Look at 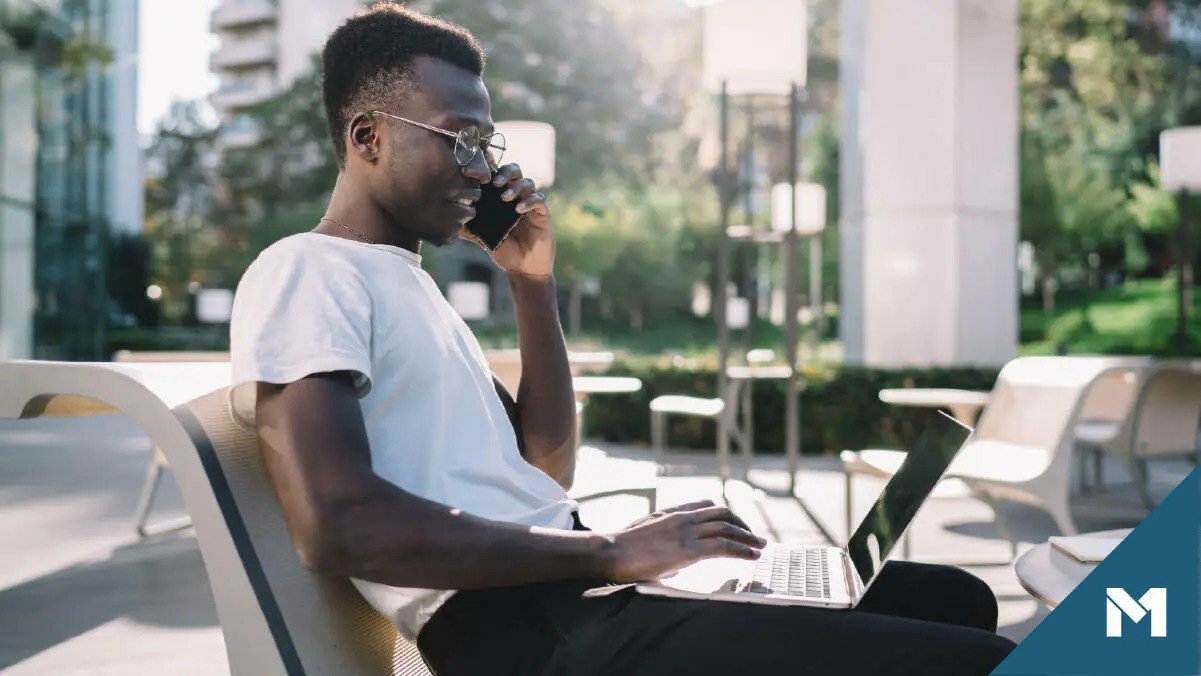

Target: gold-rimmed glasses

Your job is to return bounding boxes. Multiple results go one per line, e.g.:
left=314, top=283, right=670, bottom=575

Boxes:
left=369, top=110, right=506, bottom=170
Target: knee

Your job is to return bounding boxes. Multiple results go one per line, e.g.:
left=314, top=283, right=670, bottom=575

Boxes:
left=940, top=566, right=999, bottom=633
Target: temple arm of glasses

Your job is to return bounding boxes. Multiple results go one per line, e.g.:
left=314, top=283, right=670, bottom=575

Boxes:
left=369, top=110, right=459, bottom=141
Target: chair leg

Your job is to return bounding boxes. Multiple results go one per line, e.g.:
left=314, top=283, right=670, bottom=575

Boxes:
left=741, top=383, right=754, bottom=467
left=1075, top=447, right=1086, bottom=493
left=1092, top=449, right=1103, bottom=493
left=1044, top=495, right=1078, bottom=537
left=717, top=404, right=732, bottom=484
left=1132, top=458, right=1156, bottom=512
left=134, top=449, right=166, bottom=538
left=651, top=410, right=665, bottom=473
left=970, top=485, right=1020, bottom=562
left=844, top=469, right=853, bottom=540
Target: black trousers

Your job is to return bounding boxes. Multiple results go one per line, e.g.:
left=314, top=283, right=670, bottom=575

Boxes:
left=418, top=518, right=1016, bottom=675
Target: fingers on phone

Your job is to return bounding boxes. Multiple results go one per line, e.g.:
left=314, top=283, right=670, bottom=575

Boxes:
left=493, top=163, right=523, bottom=187
left=503, top=178, right=536, bottom=202
left=516, top=191, right=545, bottom=214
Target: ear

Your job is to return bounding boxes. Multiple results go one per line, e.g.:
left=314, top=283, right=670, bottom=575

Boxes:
left=347, top=112, right=381, bottom=164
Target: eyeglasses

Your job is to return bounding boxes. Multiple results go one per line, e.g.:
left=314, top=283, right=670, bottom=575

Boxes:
left=369, top=110, right=506, bottom=170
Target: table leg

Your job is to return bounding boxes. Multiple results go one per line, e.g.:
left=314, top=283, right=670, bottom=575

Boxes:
left=718, top=382, right=735, bottom=483
left=741, top=380, right=754, bottom=475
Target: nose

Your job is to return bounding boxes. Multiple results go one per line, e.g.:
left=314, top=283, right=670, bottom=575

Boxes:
left=460, top=150, right=492, bottom=183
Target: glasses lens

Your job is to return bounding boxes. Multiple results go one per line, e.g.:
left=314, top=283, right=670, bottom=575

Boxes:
left=485, top=132, right=505, bottom=169
left=455, top=126, right=481, bottom=166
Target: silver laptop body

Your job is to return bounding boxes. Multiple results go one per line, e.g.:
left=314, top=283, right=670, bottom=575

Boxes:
left=635, top=412, right=973, bottom=609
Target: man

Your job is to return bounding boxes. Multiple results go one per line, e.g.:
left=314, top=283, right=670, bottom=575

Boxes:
left=230, top=3, right=1015, bottom=674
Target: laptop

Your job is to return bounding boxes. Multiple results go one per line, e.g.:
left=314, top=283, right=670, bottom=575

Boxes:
left=632, top=411, right=972, bottom=609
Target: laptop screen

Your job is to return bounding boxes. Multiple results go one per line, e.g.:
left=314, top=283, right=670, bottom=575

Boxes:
left=845, top=413, right=972, bottom=590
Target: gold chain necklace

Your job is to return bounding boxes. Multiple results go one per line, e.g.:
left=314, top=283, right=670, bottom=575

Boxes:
left=320, top=216, right=374, bottom=245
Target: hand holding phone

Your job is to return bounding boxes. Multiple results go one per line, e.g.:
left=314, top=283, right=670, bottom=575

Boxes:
left=464, top=175, right=523, bottom=251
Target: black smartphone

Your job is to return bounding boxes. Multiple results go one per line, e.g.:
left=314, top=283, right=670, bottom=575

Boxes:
left=465, top=177, right=523, bottom=251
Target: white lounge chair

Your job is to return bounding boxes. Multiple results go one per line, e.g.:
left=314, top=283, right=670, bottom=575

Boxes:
left=1072, top=366, right=1143, bottom=493
left=2, top=361, right=393, bottom=674
left=1, top=360, right=654, bottom=674
left=841, top=356, right=1150, bottom=560
left=1122, top=366, right=1201, bottom=509
left=111, top=351, right=232, bottom=537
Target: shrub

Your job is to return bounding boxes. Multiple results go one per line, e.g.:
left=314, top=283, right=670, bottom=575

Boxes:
left=583, top=363, right=1000, bottom=456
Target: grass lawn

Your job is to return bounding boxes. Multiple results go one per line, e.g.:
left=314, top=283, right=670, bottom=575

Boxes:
left=1020, top=277, right=1201, bottom=356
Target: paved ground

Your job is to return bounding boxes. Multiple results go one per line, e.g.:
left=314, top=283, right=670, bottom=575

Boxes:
left=1, top=413, right=1188, bottom=674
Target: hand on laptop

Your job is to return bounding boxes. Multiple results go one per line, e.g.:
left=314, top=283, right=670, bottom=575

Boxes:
left=600, top=500, right=766, bottom=583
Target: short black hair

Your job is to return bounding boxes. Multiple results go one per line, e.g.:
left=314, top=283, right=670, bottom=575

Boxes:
left=321, top=2, right=486, bottom=168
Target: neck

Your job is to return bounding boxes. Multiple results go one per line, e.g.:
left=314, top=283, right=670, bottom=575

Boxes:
left=319, top=173, right=421, bottom=253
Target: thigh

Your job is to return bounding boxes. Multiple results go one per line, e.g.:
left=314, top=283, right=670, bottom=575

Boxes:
left=548, top=591, right=1015, bottom=676
left=856, top=561, right=1000, bottom=632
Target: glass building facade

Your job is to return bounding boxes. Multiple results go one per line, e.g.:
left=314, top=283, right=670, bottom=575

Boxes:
left=1, top=0, right=138, bottom=360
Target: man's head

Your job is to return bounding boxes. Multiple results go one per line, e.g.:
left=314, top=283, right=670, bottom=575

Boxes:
left=322, top=3, right=492, bottom=246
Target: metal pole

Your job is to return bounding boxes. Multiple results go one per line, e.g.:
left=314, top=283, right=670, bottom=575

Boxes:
left=1178, top=190, right=1193, bottom=352
left=809, top=234, right=823, bottom=361
left=716, top=81, right=733, bottom=483
left=742, top=100, right=757, bottom=360
left=784, top=83, right=800, bottom=493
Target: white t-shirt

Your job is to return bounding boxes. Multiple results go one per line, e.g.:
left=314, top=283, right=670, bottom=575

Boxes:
left=229, top=231, right=578, bottom=640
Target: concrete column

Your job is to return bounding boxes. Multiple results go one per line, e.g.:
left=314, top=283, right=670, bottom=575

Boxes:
left=108, top=0, right=143, bottom=235
left=0, top=59, right=37, bottom=360
left=840, top=0, right=1018, bottom=367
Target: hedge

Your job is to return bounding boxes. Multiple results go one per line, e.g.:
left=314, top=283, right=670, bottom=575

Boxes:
left=583, top=364, right=1000, bottom=456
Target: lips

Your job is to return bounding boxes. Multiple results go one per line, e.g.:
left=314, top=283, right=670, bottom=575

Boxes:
left=450, top=201, right=476, bottom=221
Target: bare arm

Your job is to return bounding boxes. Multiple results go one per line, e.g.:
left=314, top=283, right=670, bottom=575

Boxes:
left=508, top=273, right=577, bottom=489
left=255, top=372, right=765, bottom=588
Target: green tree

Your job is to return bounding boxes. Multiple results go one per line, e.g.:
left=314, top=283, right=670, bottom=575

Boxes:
left=411, top=0, right=680, bottom=193
left=1017, top=0, right=1201, bottom=315
left=143, top=102, right=224, bottom=319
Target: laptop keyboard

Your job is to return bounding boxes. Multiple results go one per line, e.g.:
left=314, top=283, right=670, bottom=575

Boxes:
left=745, top=546, right=832, bottom=599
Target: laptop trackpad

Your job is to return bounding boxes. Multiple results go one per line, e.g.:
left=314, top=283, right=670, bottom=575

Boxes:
left=656, top=557, right=750, bottom=594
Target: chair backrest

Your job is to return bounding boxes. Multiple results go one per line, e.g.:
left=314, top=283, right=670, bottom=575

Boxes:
left=176, top=387, right=431, bottom=675
left=968, top=357, right=1155, bottom=495
left=974, top=357, right=1127, bottom=449
left=1131, top=367, right=1201, bottom=459
left=1078, top=368, right=1140, bottom=423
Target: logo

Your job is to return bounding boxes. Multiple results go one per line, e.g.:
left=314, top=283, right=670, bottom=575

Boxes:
left=1105, top=587, right=1167, bottom=638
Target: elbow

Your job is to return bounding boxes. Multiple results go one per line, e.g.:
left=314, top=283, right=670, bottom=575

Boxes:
left=548, top=445, right=577, bottom=492
left=292, top=506, right=355, bottom=576
left=556, top=460, right=576, bottom=492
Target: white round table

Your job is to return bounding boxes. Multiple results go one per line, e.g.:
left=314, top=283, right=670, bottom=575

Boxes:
left=1015, top=528, right=1132, bottom=608
left=877, top=388, right=992, bottom=426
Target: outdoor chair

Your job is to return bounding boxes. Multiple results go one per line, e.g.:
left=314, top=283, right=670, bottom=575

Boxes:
left=648, top=350, right=777, bottom=474
left=111, top=350, right=232, bottom=537
left=1, top=359, right=655, bottom=674
left=0, top=361, right=396, bottom=674
left=840, top=356, right=1148, bottom=560
left=1093, top=366, right=1201, bottom=509
left=1071, top=366, right=1143, bottom=494
left=649, top=395, right=726, bottom=470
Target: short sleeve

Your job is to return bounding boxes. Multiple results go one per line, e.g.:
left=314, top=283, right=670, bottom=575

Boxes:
left=230, top=242, right=374, bottom=400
